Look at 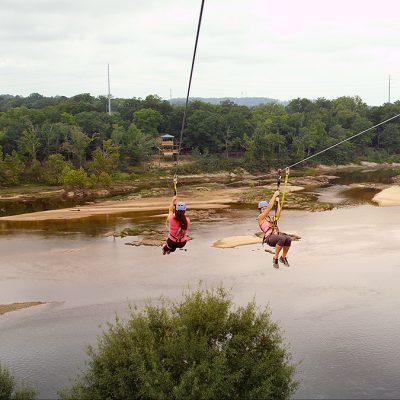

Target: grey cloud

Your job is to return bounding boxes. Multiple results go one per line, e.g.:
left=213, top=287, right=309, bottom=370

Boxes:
left=1, top=0, right=160, bottom=16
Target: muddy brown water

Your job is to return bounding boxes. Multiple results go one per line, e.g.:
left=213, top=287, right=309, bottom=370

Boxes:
left=1, top=204, right=400, bottom=399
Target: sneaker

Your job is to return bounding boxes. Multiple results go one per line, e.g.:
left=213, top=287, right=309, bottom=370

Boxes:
left=279, top=256, right=290, bottom=267
left=162, top=244, right=170, bottom=255
left=272, top=258, right=279, bottom=269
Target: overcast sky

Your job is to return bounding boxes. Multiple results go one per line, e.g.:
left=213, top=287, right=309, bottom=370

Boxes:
left=1, top=0, right=399, bottom=105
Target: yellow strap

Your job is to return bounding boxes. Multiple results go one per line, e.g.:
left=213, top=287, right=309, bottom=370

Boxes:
left=274, top=168, right=289, bottom=222
left=173, top=177, right=178, bottom=198
left=166, top=176, right=178, bottom=227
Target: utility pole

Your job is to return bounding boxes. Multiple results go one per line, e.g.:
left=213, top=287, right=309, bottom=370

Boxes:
left=388, top=74, right=391, bottom=103
left=107, top=64, right=112, bottom=115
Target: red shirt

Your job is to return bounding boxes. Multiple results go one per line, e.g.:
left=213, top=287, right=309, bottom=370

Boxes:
left=167, top=212, right=190, bottom=242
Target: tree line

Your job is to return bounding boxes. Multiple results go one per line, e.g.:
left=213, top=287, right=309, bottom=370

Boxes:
left=1, top=93, right=400, bottom=187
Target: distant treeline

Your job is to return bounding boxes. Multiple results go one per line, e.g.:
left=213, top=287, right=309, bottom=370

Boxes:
left=0, top=93, right=399, bottom=187
left=170, top=97, right=283, bottom=107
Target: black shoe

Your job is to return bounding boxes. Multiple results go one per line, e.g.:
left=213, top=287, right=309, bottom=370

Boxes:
left=279, top=256, right=290, bottom=267
left=272, top=258, right=279, bottom=269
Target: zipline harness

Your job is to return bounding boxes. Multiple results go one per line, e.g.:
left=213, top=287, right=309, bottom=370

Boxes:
left=262, top=167, right=289, bottom=245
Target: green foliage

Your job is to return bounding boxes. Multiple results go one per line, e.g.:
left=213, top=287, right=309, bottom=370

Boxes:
left=42, top=154, right=71, bottom=185
left=185, top=107, right=223, bottom=152
left=60, top=286, right=297, bottom=400
left=88, top=140, right=120, bottom=175
left=133, top=108, right=163, bottom=137
left=17, top=128, right=40, bottom=161
left=110, top=124, right=125, bottom=146
left=97, top=171, right=112, bottom=187
left=61, top=127, right=91, bottom=167
left=122, top=123, right=154, bottom=166
left=1, top=93, right=400, bottom=180
left=24, top=159, right=42, bottom=183
left=0, top=364, right=36, bottom=400
left=0, top=149, right=24, bottom=186
left=61, top=166, right=91, bottom=189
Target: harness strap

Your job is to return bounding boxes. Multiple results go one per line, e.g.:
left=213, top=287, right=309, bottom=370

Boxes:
left=264, top=168, right=289, bottom=244
left=171, top=226, right=184, bottom=242
left=275, top=168, right=289, bottom=222
left=166, top=175, right=179, bottom=228
left=173, top=175, right=178, bottom=197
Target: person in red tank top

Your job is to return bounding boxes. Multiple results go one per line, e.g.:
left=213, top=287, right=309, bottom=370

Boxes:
left=162, top=195, right=190, bottom=255
left=257, top=190, right=292, bottom=268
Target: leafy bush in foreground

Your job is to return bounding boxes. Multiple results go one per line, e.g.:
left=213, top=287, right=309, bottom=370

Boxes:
left=60, top=286, right=298, bottom=400
left=0, top=364, right=36, bottom=400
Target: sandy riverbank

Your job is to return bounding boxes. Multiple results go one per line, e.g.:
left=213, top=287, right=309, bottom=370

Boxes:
left=0, top=187, right=244, bottom=222
left=0, top=185, right=308, bottom=222
left=0, top=302, right=44, bottom=315
left=372, top=185, right=400, bottom=206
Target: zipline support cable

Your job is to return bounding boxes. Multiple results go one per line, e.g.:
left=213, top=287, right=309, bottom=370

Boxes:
left=166, top=0, right=204, bottom=227
left=175, top=0, right=205, bottom=175
left=285, top=113, right=400, bottom=170
left=276, top=113, right=400, bottom=222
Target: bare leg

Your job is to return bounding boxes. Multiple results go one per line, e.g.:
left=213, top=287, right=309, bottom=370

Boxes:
left=274, top=244, right=282, bottom=259
left=282, top=246, right=290, bottom=258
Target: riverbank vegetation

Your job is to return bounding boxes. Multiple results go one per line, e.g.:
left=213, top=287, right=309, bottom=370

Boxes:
left=1, top=93, right=399, bottom=191
left=59, top=286, right=297, bottom=400
left=0, top=364, right=36, bottom=400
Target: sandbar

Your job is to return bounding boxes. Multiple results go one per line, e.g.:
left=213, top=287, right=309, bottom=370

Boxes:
left=0, top=188, right=244, bottom=222
left=0, top=302, right=45, bottom=315
left=372, top=185, right=400, bottom=206
left=213, top=235, right=262, bottom=248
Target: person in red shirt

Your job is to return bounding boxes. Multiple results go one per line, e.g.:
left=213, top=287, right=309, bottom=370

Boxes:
left=162, top=195, right=190, bottom=255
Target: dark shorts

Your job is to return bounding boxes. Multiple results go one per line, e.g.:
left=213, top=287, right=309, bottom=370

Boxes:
left=266, top=233, right=292, bottom=247
left=166, top=238, right=187, bottom=252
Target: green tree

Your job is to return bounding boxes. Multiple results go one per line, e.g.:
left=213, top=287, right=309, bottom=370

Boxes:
left=37, top=122, right=74, bottom=158
left=42, top=154, right=71, bottom=185
left=115, top=97, right=142, bottom=121
left=185, top=109, right=223, bottom=153
left=110, top=124, right=125, bottom=146
left=380, top=123, right=400, bottom=153
left=88, top=139, right=119, bottom=175
left=60, top=286, right=297, bottom=400
left=62, top=127, right=91, bottom=167
left=60, top=166, right=91, bottom=189
left=122, top=123, right=154, bottom=166
left=74, top=111, right=111, bottom=139
left=219, top=100, right=253, bottom=155
left=97, top=171, right=112, bottom=187
left=252, top=103, right=289, bottom=135
left=17, top=127, right=40, bottom=161
left=0, top=150, right=24, bottom=185
left=0, top=363, right=36, bottom=400
left=133, top=108, right=163, bottom=137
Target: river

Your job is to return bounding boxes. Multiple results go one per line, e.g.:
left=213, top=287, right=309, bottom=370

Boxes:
left=1, top=176, right=400, bottom=399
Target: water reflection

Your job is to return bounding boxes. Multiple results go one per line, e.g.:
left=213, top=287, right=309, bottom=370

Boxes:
left=0, top=210, right=162, bottom=237
left=1, top=206, right=400, bottom=399
left=0, top=196, right=94, bottom=217
left=335, top=167, right=399, bottom=184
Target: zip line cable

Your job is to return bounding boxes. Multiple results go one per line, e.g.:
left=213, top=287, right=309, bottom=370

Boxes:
left=273, top=113, right=400, bottom=221
left=175, top=0, right=205, bottom=177
left=285, top=113, right=400, bottom=170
